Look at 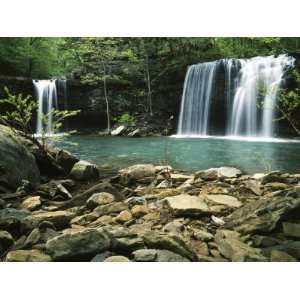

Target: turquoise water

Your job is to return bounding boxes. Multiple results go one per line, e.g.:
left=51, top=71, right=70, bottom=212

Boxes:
left=57, top=135, right=300, bottom=174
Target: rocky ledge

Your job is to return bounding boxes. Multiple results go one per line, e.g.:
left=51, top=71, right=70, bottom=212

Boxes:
left=1, top=155, right=300, bottom=262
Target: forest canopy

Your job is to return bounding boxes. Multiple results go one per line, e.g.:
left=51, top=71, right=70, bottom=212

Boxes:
left=0, top=37, right=299, bottom=78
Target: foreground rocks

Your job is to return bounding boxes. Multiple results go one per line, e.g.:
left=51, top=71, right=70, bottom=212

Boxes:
left=1, top=151, right=300, bottom=262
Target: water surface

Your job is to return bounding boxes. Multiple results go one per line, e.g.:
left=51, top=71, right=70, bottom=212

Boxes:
left=58, top=135, right=300, bottom=174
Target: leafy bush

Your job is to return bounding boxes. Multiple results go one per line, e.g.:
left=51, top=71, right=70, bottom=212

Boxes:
left=114, top=113, right=136, bottom=126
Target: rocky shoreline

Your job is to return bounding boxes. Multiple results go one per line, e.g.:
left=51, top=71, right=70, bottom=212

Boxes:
left=0, top=126, right=300, bottom=262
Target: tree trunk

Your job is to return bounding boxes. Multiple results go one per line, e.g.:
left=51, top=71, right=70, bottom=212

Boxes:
left=145, top=54, right=153, bottom=116
left=103, top=63, right=111, bottom=133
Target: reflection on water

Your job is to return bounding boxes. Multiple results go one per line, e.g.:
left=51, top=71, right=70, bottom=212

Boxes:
left=57, top=136, right=300, bottom=174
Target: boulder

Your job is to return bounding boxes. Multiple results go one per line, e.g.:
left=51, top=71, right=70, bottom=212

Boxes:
left=6, top=249, right=51, bottom=262
left=192, top=229, right=214, bottom=242
left=31, top=211, right=75, bottom=229
left=282, top=222, right=300, bottom=239
left=164, top=194, right=209, bottom=217
left=45, top=228, right=110, bottom=261
left=111, top=125, right=126, bottom=136
left=87, top=192, right=115, bottom=208
left=70, top=160, right=99, bottom=181
left=0, top=230, right=14, bottom=255
left=132, top=249, right=157, bottom=262
left=112, top=236, right=144, bottom=253
left=54, top=148, right=79, bottom=173
left=119, top=164, right=155, bottom=184
left=205, top=194, right=242, bottom=208
left=103, top=255, right=130, bottom=262
left=143, top=231, right=196, bottom=261
left=225, top=196, right=300, bottom=234
left=0, top=125, right=40, bottom=190
left=262, top=241, right=300, bottom=260
left=20, top=196, right=41, bottom=211
left=195, top=167, right=241, bottom=181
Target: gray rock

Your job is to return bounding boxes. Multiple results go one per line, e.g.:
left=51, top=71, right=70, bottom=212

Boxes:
left=262, top=241, right=300, bottom=260
left=261, top=171, right=286, bottom=184
left=46, top=228, right=110, bottom=261
left=125, top=196, right=146, bottom=207
left=155, top=250, right=190, bottom=262
left=164, top=194, right=209, bottom=217
left=0, top=125, right=40, bottom=190
left=54, top=148, right=79, bottom=173
left=6, top=249, right=51, bottom=262
left=70, top=160, right=99, bottom=181
left=0, top=230, right=14, bottom=255
left=91, top=251, right=114, bottom=262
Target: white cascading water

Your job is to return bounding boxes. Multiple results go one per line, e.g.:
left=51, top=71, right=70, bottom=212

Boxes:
left=177, top=54, right=295, bottom=139
left=177, top=61, right=218, bottom=135
left=33, top=80, right=58, bottom=135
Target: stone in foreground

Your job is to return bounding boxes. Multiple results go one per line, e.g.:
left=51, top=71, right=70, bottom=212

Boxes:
left=205, top=194, right=242, bottom=208
left=46, top=228, right=110, bottom=261
left=103, top=255, right=130, bottom=262
left=6, top=249, right=51, bottom=262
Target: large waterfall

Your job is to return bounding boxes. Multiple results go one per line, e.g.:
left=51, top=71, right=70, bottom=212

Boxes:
left=177, top=54, right=295, bottom=139
left=33, top=80, right=58, bottom=135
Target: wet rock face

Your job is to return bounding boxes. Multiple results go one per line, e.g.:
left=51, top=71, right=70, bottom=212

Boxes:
left=225, top=196, right=300, bottom=234
left=0, top=125, right=40, bottom=190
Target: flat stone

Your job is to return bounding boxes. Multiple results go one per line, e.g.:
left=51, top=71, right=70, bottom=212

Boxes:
left=112, top=236, right=144, bottom=253
left=171, top=173, right=193, bottom=183
left=265, top=182, right=289, bottom=191
left=164, top=194, right=209, bottom=217
left=193, top=229, right=214, bottom=242
left=6, top=249, right=51, bottom=262
left=205, top=194, right=242, bottom=208
left=93, top=202, right=128, bottom=217
left=282, top=222, right=300, bottom=238
left=20, top=196, right=41, bottom=211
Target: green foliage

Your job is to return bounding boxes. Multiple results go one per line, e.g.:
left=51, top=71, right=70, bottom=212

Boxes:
left=113, top=113, right=136, bottom=126
left=0, top=86, right=37, bottom=132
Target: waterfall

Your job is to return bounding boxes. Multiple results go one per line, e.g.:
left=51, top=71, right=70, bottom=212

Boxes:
left=177, top=54, right=295, bottom=138
left=177, top=61, right=219, bottom=135
left=33, top=79, right=58, bottom=135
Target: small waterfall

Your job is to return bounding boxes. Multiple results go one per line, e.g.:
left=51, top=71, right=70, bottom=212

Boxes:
left=177, top=54, right=295, bottom=138
left=33, top=79, right=58, bottom=135
left=177, top=61, right=219, bottom=135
